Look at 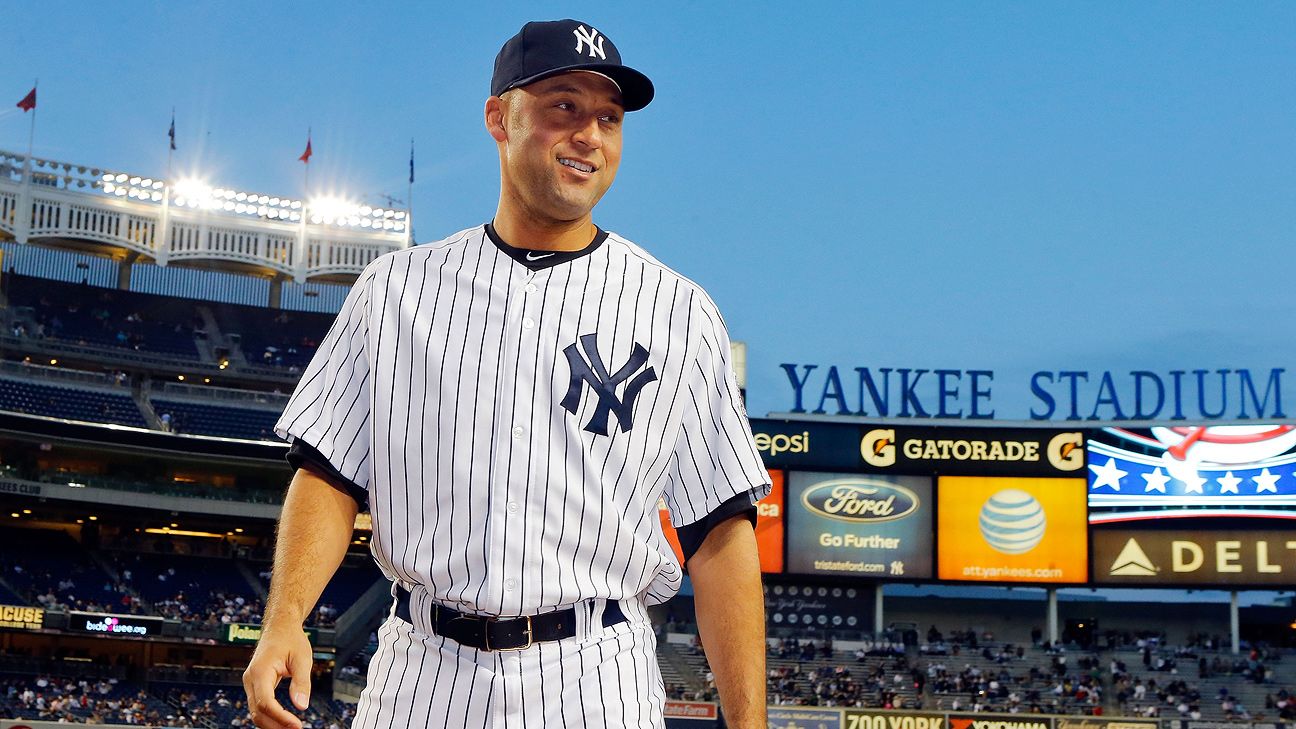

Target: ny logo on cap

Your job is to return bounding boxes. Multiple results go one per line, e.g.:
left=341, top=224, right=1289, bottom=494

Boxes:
left=573, top=25, right=607, bottom=60
left=561, top=334, right=657, bottom=435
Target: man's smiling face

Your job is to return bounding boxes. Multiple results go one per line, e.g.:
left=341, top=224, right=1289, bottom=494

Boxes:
left=495, top=71, right=624, bottom=225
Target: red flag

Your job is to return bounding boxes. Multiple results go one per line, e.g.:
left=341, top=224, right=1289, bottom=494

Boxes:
left=16, top=88, right=36, bottom=112
left=298, top=136, right=312, bottom=163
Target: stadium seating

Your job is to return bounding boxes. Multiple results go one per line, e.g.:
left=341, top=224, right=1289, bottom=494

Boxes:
left=0, top=374, right=147, bottom=427
left=112, top=550, right=264, bottom=627
left=151, top=397, right=283, bottom=440
left=208, top=301, right=332, bottom=370
left=0, top=674, right=175, bottom=725
left=0, top=527, right=134, bottom=613
left=6, top=274, right=204, bottom=359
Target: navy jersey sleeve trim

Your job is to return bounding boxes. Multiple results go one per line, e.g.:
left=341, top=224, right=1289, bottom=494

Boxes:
left=287, top=438, right=369, bottom=510
left=677, top=491, right=758, bottom=565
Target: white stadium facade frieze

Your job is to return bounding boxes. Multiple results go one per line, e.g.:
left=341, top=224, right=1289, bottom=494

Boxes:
left=0, top=148, right=410, bottom=282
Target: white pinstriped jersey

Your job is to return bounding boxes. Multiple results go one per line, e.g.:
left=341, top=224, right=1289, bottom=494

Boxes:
left=275, top=225, right=770, bottom=617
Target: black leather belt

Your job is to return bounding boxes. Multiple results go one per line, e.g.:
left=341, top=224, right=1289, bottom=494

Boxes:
left=394, top=585, right=626, bottom=651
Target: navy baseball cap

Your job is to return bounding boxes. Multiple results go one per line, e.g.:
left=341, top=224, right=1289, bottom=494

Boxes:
left=492, top=19, right=655, bottom=112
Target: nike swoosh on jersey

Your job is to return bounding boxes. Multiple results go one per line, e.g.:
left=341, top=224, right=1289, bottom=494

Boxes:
left=525, top=251, right=556, bottom=261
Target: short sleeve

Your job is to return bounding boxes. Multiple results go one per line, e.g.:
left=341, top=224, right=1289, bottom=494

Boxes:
left=274, top=265, right=376, bottom=494
left=663, top=295, right=771, bottom=527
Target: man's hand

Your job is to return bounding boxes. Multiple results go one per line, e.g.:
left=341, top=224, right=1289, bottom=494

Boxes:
left=243, top=623, right=313, bottom=729
left=241, top=466, right=357, bottom=727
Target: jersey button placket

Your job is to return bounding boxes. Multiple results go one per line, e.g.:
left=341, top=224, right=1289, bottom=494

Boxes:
left=503, top=269, right=543, bottom=611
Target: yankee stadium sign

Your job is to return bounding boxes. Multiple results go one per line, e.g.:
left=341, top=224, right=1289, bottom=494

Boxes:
left=780, top=365, right=1288, bottom=422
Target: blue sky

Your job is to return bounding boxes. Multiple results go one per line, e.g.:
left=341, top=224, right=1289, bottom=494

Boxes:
left=3, top=2, right=1294, bottom=419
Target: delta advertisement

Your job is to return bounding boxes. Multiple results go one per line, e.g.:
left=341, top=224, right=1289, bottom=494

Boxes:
left=657, top=469, right=785, bottom=573
left=66, top=611, right=163, bottom=637
left=1088, top=425, right=1296, bottom=523
left=0, top=604, right=43, bottom=631
left=1092, top=527, right=1296, bottom=586
left=768, top=706, right=844, bottom=729
left=786, top=472, right=934, bottom=579
left=937, top=477, right=1088, bottom=584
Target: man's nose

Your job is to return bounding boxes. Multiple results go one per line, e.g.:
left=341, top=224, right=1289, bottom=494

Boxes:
left=571, top=115, right=603, bottom=149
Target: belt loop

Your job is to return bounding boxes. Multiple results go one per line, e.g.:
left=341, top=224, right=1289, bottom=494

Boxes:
left=586, top=598, right=608, bottom=640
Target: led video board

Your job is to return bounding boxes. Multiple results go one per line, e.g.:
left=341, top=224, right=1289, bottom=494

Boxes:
left=1092, top=526, right=1296, bottom=586
left=937, top=476, right=1088, bottom=583
left=785, top=472, right=933, bottom=579
left=1088, top=425, right=1296, bottom=523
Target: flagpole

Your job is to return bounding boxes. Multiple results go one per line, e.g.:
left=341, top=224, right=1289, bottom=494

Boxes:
left=159, top=107, right=175, bottom=266
left=295, top=127, right=311, bottom=283
left=19, top=79, right=37, bottom=245
left=406, top=138, right=414, bottom=246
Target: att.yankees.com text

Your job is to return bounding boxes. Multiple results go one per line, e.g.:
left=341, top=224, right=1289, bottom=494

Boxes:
left=962, top=565, right=1063, bottom=579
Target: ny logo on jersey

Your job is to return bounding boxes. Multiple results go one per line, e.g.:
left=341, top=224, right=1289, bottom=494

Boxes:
left=572, top=25, right=607, bottom=60
left=561, top=333, right=657, bottom=435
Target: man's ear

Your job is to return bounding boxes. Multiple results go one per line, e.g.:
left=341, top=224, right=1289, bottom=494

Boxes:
left=485, top=96, right=507, bottom=143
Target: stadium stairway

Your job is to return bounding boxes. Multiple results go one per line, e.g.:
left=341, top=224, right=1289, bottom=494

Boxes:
left=235, top=560, right=269, bottom=601
left=332, top=579, right=398, bottom=678
left=656, top=639, right=708, bottom=695
left=132, top=378, right=164, bottom=430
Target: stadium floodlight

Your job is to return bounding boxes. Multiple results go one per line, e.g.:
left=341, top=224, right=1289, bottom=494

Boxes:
left=115, top=173, right=127, bottom=183
left=103, top=183, right=116, bottom=194
left=173, top=177, right=212, bottom=203
left=310, top=196, right=361, bottom=222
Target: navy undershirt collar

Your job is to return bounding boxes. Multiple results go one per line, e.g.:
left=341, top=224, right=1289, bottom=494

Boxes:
left=485, top=222, right=609, bottom=271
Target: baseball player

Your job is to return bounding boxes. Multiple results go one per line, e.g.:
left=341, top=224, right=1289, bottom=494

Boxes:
left=243, top=18, right=770, bottom=729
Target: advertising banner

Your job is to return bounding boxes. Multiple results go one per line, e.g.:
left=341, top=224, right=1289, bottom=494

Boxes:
left=663, top=701, right=717, bottom=721
left=937, top=477, right=1088, bottom=583
left=845, top=710, right=947, bottom=729
left=768, top=706, right=844, bottom=729
left=859, top=427, right=1086, bottom=476
left=1092, top=527, right=1296, bottom=586
left=1055, top=719, right=1159, bottom=729
left=946, top=716, right=1054, bottom=729
left=786, top=471, right=934, bottom=579
left=0, top=604, right=44, bottom=631
left=751, top=418, right=863, bottom=470
left=66, top=611, right=163, bottom=637
left=1087, top=425, right=1296, bottom=523
left=225, top=622, right=319, bottom=645
left=657, top=469, right=784, bottom=573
